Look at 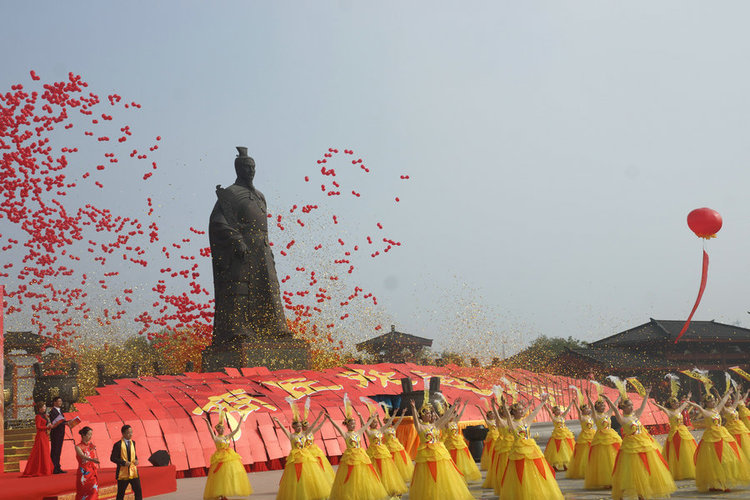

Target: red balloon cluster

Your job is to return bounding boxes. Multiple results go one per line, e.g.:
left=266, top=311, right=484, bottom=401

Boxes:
left=1, top=72, right=410, bottom=354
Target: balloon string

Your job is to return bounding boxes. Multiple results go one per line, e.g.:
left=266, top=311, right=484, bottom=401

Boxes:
left=675, top=249, right=709, bottom=343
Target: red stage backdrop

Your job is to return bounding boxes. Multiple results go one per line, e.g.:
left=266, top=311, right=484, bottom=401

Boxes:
left=53, top=363, right=666, bottom=476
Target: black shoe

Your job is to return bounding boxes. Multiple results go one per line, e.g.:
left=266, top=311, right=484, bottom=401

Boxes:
left=53, top=469, right=66, bottom=474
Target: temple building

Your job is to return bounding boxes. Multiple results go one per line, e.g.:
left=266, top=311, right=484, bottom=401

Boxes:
left=356, top=325, right=433, bottom=363
left=546, top=319, right=750, bottom=381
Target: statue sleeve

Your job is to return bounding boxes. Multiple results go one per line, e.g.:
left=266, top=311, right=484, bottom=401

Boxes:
left=209, top=202, right=242, bottom=247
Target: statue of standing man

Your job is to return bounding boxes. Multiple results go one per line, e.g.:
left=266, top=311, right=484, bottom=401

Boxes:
left=208, top=147, right=291, bottom=342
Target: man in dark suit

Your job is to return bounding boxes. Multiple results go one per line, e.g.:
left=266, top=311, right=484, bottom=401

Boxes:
left=110, top=424, right=143, bottom=500
left=48, top=396, right=66, bottom=474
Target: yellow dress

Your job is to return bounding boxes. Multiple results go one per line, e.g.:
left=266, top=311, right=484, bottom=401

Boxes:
left=584, top=414, right=622, bottom=489
left=738, top=402, right=750, bottom=429
left=203, top=436, right=252, bottom=500
left=365, top=428, right=408, bottom=496
left=610, top=416, right=675, bottom=500
left=304, top=432, right=335, bottom=484
left=567, top=415, right=595, bottom=479
left=330, top=432, right=389, bottom=500
left=663, top=412, right=697, bottom=480
left=409, top=423, right=474, bottom=500
left=486, top=426, right=514, bottom=495
left=384, top=425, right=414, bottom=483
left=723, top=408, right=750, bottom=463
left=694, top=410, right=750, bottom=492
left=543, top=415, right=575, bottom=471
left=277, top=433, right=332, bottom=500
left=443, top=421, right=481, bottom=482
left=498, top=419, right=564, bottom=500
left=480, top=423, right=499, bottom=470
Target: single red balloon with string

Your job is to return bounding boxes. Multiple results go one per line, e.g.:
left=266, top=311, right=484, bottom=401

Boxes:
left=675, top=207, right=722, bottom=343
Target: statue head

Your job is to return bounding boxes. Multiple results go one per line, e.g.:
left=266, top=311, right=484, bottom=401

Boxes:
left=235, top=146, right=255, bottom=185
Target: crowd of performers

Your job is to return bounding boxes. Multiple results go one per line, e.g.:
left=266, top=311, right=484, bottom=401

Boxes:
left=19, top=374, right=750, bottom=500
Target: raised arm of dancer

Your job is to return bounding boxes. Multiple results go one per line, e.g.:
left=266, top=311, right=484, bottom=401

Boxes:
left=324, top=413, right=347, bottom=439
left=393, top=409, right=406, bottom=429
left=359, top=414, right=378, bottom=436
left=634, top=387, right=652, bottom=418
left=586, top=391, right=597, bottom=417
left=356, top=408, right=365, bottom=428
left=409, top=400, right=423, bottom=434
left=308, top=412, right=325, bottom=433
left=456, top=400, right=468, bottom=421
left=271, top=416, right=293, bottom=440
left=524, top=395, right=550, bottom=425
left=202, top=414, right=217, bottom=439
left=717, top=389, right=734, bottom=413
left=437, top=400, right=462, bottom=428
left=601, top=394, right=623, bottom=426
left=562, top=399, right=575, bottom=418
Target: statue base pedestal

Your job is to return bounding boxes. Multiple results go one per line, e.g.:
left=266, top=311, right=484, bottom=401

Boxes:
left=202, top=337, right=310, bottom=372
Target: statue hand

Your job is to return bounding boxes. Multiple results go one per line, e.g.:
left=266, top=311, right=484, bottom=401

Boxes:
left=233, top=239, right=249, bottom=258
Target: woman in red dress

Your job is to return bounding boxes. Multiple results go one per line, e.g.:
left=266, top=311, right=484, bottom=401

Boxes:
left=75, top=426, right=100, bottom=500
left=22, top=401, right=54, bottom=476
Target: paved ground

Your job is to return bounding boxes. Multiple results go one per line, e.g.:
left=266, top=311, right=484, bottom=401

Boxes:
left=150, top=426, right=750, bottom=499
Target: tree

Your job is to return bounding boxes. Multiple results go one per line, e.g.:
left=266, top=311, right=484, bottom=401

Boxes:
left=503, top=335, right=588, bottom=370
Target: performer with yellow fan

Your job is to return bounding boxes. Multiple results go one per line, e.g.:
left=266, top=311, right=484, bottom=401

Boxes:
left=325, top=394, right=389, bottom=500
left=542, top=396, right=575, bottom=471
left=583, top=382, right=622, bottom=490
left=300, top=397, right=336, bottom=483
left=359, top=398, right=408, bottom=497
left=687, top=387, right=750, bottom=492
left=407, top=383, right=474, bottom=500
left=274, top=398, right=332, bottom=500
left=566, top=385, right=595, bottom=479
left=380, top=406, right=414, bottom=483
left=601, top=382, right=676, bottom=500
left=441, top=399, right=482, bottom=483
left=497, top=393, right=564, bottom=500
left=201, top=410, right=253, bottom=500
left=729, top=367, right=750, bottom=427
left=652, top=374, right=697, bottom=480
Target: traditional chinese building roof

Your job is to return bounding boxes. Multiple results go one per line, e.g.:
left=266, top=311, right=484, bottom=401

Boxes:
left=60, top=363, right=664, bottom=476
left=3, top=330, right=43, bottom=354
left=355, top=325, right=433, bottom=354
left=591, top=319, right=750, bottom=347
left=554, top=347, right=675, bottom=371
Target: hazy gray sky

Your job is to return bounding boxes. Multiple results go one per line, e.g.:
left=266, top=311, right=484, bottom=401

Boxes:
left=3, top=1, right=750, bottom=357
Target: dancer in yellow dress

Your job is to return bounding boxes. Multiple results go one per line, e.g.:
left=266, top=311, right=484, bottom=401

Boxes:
left=687, top=390, right=750, bottom=492
left=408, top=395, right=474, bottom=500
left=497, top=393, right=564, bottom=500
left=601, top=387, right=675, bottom=500
left=476, top=404, right=499, bottom=471
left=737, top=389, right=750, bottom=429
left=543, top=399, right=575, bottom=471
left=273, top=409, right=332, bottom=500
left=442, top=400, right=481, bottom=483
left=566, top=387, right=595, bottom=479
left=722, top=389, right=750, bottom=464
left=202, top=412, right=252, bottom=500
left=326, top=395, right=389, bottom=500
left=653, top=392, right=697, bottom=480
left=584, top=390, right=622, bottom=490
left=300, top=400, right=335, bottom=484
left=361, top=406, right=408, bottom=497
left=479, top=397, right=512, bottom=494
left=381, top=408, right=414, bottom=483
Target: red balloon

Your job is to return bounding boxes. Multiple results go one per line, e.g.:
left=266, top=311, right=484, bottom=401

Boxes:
left=687, top=207, right=722, bottom=239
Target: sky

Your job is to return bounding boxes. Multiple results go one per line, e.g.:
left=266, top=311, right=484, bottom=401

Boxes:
left=3, top=1, right=750, bottom=357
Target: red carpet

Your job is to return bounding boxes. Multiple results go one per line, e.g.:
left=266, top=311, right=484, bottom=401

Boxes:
left=0, top=465, right=176, bottom=500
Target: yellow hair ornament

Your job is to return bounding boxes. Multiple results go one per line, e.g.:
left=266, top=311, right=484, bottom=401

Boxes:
left=569, top=385, right=584, bottom=408
left=303, top=396, right=311, bottom=421
left=607, top=375, right=628, bottom=400
left=665, top=373, right=680, bottom=399
left=285, top=396, right=301, bottom=423
left=343, top=393, right=353, bottom=420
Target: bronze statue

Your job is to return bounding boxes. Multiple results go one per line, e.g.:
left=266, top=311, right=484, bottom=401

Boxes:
left=208, top=147, right=291, bottom=342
